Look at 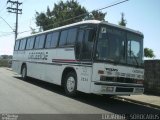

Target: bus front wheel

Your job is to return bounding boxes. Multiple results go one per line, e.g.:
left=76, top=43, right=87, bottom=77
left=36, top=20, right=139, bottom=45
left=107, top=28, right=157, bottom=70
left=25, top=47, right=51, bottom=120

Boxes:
left=64, top=71, right=77, bottom=97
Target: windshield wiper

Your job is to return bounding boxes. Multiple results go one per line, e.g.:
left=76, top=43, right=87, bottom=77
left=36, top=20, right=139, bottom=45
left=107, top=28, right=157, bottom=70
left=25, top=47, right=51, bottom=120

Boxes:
left=106, top=59, right=114, bottom=62
left=130, top=50, right=139, bottom=67
left=106, top=58, right=119, bottom=65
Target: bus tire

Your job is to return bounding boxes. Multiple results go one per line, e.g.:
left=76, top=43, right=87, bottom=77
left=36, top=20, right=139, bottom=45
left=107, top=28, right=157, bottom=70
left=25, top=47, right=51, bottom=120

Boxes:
left=21, top=65, right=27, bottom=80
left=64, top=71, right=77, bottom=97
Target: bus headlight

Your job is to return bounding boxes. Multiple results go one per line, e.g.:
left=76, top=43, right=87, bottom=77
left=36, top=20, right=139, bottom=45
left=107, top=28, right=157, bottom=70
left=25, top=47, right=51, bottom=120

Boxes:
left=101, top=86, right=114, bottom=92
left=106, top=87, right=114, bottom=92
left=135, top=88, right=144, bottom=93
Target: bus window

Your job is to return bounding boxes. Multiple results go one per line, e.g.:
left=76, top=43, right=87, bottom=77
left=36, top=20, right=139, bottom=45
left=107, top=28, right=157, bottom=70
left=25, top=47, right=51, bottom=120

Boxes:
left=39, top=34, right=46, bottom=48
left=14, top=40, right=20, bottom=50
left=127, top=33, right=142, bottom=65
left=81, top=29, right=94, bottom=60
left=75, top=29, right=84, bottom=59
left=34, top=34, right=45, bottom=49
left=26, top=37, right=35, bottom=50
left=59, top=30, right=68, bottom=46
left=67, top=28, right=77, bottom=45
left=45, top=33, right=52, bottom=48
left=19, top=39, right=27, bottom=50
left=45, top=32, right=59, bottom=48
left=50, top=32, right=59, bottom=47
left=97, top=27, right=126, bottom=63
left=34, top=36, right=40, bottom=49
left=29, top=37, right=35, bottom=49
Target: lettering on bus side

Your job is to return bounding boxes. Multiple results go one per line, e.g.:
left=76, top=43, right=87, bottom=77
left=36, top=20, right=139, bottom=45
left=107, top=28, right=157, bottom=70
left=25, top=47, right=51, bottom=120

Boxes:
left=81, top=77, right=88, bottom=82
left=105, top=68, right=118, bottom=72
left=132, top=69, right=143, bottom=74
left=80, top=67, right=89, bottom=82
left=28, top=52, right=48, bottom=60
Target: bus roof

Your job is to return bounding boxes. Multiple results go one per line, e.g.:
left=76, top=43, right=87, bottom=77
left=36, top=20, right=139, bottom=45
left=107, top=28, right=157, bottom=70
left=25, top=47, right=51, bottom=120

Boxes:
left=17, top=20, right=143, bottom=40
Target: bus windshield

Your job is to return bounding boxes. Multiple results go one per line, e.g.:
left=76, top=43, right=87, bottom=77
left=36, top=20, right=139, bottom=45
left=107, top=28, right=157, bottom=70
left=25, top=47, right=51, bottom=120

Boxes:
left=96, top=25, right=143, bottom=66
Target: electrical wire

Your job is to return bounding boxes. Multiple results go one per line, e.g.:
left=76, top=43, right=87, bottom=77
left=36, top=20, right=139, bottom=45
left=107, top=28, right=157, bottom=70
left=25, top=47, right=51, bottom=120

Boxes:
left=0, top=0, right=129, bottom=38
left=18, top=0, right=129, bottom=34
left=0, top=32, right=14, bottom=37
left=0, top=16, right=14, bottom=31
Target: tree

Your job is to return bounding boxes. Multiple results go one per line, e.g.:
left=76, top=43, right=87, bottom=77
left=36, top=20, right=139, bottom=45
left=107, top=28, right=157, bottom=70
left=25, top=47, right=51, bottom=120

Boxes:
left=92, top=10, right=106, bottom=21
left=36, top=0, right=87, bottom=30
left=118, top=12, right=127, bottom=26
left=0, top=55, right=12, bottom=59
left=35, top=0, right=106, bottom=31
left=144, top=48, right=155, bottom=58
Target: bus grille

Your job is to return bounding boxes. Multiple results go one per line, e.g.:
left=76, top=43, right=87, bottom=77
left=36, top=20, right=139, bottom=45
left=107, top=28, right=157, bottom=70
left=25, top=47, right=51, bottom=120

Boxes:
left=116, top=87, right=134, bottom=92
left=100, top=76, right=137, bottom=83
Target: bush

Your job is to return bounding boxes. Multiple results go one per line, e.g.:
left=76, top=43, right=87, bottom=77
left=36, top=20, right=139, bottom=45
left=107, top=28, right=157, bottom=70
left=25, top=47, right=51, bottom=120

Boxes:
left=0, top=59, right=10, bottom=67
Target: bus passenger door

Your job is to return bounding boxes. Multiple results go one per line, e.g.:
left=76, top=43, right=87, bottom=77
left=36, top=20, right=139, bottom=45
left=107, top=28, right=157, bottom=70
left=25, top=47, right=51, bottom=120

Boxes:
left=75, top=27, right=95, bottom=93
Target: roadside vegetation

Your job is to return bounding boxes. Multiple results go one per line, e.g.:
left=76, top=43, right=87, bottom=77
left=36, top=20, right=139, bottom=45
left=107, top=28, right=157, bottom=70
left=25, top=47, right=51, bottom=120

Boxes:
left=0, top=55, right=12, bottom=67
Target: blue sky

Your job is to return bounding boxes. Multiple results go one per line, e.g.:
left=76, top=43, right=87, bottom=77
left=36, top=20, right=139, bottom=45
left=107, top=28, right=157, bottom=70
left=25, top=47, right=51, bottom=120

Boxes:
left=0, top=0, right=160, bottom=59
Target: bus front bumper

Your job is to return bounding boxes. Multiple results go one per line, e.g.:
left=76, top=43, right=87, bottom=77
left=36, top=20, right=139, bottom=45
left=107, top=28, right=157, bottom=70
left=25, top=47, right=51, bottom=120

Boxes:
left=90, top=82, right=144, bottom=95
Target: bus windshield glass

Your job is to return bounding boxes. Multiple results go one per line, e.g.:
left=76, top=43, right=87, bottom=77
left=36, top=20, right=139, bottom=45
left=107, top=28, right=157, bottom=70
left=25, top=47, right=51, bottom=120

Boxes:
left=96, top=25, right=143, bottom=66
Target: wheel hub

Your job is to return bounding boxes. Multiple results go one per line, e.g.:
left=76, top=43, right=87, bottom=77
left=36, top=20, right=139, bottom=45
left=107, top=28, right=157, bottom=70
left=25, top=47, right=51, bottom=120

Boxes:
left=66, top=76, right=75, bottom=92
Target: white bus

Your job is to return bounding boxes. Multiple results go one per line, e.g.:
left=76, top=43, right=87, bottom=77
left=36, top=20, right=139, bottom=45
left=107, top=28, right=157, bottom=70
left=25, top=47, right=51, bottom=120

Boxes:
left=12, top=20, right=144, bottom=96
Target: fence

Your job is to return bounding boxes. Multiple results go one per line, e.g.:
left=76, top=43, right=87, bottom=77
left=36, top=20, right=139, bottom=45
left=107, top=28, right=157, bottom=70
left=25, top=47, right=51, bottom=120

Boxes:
left=144, top=60, right=160, bottom=94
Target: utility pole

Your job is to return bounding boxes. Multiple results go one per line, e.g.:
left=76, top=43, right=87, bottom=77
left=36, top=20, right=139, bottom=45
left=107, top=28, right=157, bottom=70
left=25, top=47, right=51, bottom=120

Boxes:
left=7, top=0, right=22, bottom=40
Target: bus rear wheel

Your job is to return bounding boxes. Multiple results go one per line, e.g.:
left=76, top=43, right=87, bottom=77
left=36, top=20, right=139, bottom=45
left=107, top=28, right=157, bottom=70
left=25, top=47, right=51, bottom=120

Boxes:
left=64, top=72, right=77, bottom=97
left=21, top=65, right=27, bottom=80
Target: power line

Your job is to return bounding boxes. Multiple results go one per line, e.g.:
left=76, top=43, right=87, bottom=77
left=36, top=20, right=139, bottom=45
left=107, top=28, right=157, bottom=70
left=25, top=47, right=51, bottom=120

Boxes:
left=0, top=0, right=129, bottom=38
left=0, top=16, right=14, bottom=31
left=0, top=31, right=13, bottom=33
left=22, top=0, right=129, bottom=33
left=97, top=0, right=129, bottom=11
left=3, top=0, right=129, bottom=37
left=0, top=32, right=14, bottom=37
left=46, top=0, right=129, bottom=28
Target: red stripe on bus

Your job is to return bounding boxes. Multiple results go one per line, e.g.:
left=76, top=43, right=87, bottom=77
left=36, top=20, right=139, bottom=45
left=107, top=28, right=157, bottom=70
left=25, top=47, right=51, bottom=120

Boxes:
left=52, top=59, right=78, bottom=63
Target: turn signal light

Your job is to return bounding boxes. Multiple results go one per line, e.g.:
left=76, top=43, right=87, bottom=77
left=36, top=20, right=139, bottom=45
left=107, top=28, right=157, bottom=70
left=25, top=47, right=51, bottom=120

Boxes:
left=136, top=80, right=144, bottom=84
left=98, top=70, right=104, bottom=74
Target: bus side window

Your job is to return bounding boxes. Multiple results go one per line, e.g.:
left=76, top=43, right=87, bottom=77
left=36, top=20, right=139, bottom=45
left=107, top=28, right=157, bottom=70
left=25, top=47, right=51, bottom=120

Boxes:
left=59, top=30, right=68, bottom=46
left=14, top=40, right=20, bottom=51
left=26, top=37, right=35, bottom=50
left=26, top=38, right=31, bottom=50
left=19, top=39, right=27, bottom=50
left=45, top=33, right=52, bottom=48
left=50, top=32, right=59, bottom=47
left=38, top=34, right=46, bottom=49
left=76, top=29, right=84, bottom=59
left=67, top=28, right=77, bottom=45
left=34, top=34, right=45, bottom=49
left=29, top=37, right=35, bottom=49
left=34, top=36, right=40, bottom=49
left=45, top=32, right=59, bottom=48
